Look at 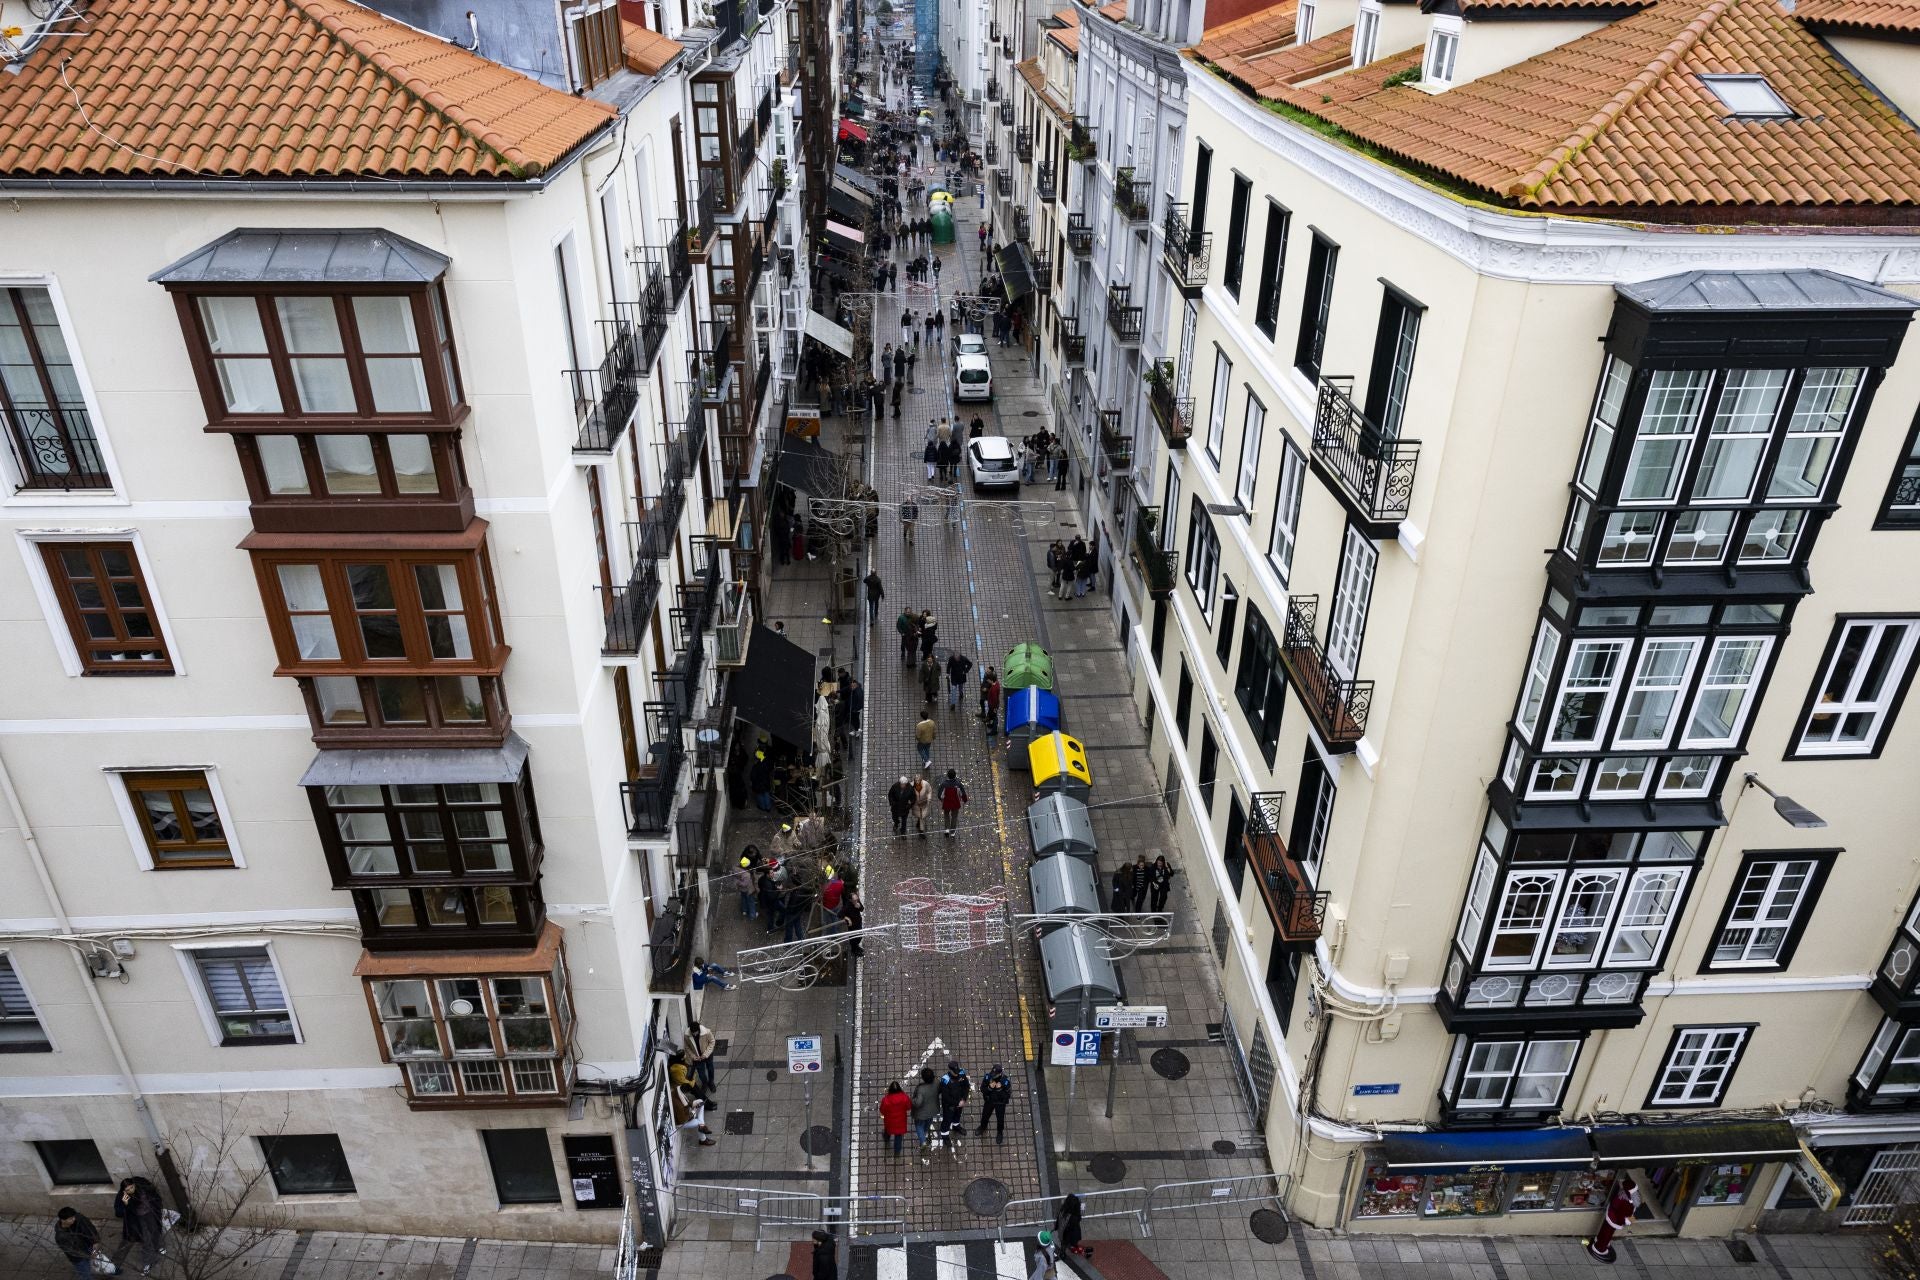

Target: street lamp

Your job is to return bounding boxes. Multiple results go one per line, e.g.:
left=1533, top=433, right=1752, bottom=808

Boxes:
left=1743, top=773, right=1827, bottom=829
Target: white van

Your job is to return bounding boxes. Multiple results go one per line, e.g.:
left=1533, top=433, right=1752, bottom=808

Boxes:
left=955, top=353, right=993, bottom=401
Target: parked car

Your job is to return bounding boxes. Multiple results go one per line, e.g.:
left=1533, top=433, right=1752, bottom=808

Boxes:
left=955, top=332, right=987, bottom=361
left=967, top=436, right=1019, bottom=490
left=955, top=352, right=993, bottom=401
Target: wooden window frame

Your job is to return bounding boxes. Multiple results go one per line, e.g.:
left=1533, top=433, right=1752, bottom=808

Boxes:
left=173, top=285, right=465, bottom=427
left=299, top=674, right=511, bottom=748
left=234, top=431, right=463, bottom=505
left=122, top=770, right=235, bottom=869
left=37, top=540, right=174, bottom=675
left=0, top=284, right=112, bottom=491
left=1645, top=1024, right=1756, bottom=1108
left=250, top=543, right=507, bottom=675
left=310, top=768, right=544, bottom=888
left=1442, top=1032, right=1584, bottom=1118
left=353, top=883, right=546, bottom=951
left=1701, top=850, right=1836, bottom=973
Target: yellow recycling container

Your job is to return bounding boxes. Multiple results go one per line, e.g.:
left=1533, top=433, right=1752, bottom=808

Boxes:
left=1028, top=731, right=1092, bottom=801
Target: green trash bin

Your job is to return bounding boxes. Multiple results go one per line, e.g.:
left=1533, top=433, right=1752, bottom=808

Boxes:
left=1003, top=641, right=1054, bottom=692
left=931, top=206, right=955, bottom=246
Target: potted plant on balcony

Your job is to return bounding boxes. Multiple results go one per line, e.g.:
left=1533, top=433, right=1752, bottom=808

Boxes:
left=1130, top=507, right=1175, bottom=599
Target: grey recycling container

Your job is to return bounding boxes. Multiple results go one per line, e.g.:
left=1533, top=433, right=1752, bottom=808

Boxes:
left=1040, top=923, right=1120, bottom=1028
left=1027, top=794, right=1096, bottom=860
left=1028, top=853, right=1099, bottom=922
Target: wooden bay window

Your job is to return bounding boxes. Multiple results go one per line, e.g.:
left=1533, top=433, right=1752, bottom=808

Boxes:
left=230, top=430, right=474, bottom=533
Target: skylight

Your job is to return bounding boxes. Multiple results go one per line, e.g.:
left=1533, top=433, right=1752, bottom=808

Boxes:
left=1701, top=75, right=1795, bottom=120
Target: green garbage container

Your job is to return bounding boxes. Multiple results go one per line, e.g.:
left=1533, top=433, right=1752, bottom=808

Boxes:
left=931, top=206, right=955, bottom=246
left=1003, top=641, right=1054, bottom=692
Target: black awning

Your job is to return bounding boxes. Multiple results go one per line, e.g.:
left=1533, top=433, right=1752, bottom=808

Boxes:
left=775, top=435, right=840, bottom=494
left=728, top=625, right=816, bottom=747
left=1591, top=1121, right=1799, bottom=1167
left=827, top=184, right=870, bottom=223
left=998, top=242, right=1037, bottom=301
left=834, top=164, right=881, bottom=197
left=1379, top=1128, right=1594, bottom=1173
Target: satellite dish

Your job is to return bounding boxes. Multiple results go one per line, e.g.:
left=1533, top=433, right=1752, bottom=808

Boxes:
left=448, top=998, right=476, bottom=1016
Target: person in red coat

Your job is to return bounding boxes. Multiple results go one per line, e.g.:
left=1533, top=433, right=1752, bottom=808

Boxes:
left=878, top=1082, right=912, bottom=1157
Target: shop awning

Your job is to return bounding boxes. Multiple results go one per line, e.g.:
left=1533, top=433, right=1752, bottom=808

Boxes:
left=819, top=254, right=858, bottom=285
left=827, top=184, right=871, bottom=223
left=775, top=434, right=839, bottom=495
left=299, top=734, right=530, bottom=788
left=728, top=625, right=816, bottom=747
left=1379, top=1128, right=1594, bottom=1174
left=834, top=164, right=880, bottom=197
left=1590, top=1121, right=1800, bottom=1166
left=998, top=242, right=1037, bottom=301
left=838, top=118, right=869, bottom=142
left=824, top=219, right=866, bottom=248
left=804, top=310, right=857, bottom=358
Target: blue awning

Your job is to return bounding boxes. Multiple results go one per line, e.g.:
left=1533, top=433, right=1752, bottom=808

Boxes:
left=1380, top=1128, right=1594, bottom=1173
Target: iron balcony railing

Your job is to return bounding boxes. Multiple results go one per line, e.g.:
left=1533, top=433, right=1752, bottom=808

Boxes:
left=3, top=406, right=112, bottom=490
left=1161, top=203, right=1212, bottom=296
left=621, top=270, right=672, bottom=373
left=1279, top=595, right=1373, bottom=748
left=1061, top=315, right=1086, bottom=365
left=1114, top=168, right=1150, bottom=221
left=987, top=78, right=1000, bottom=101
left=569, top=318, right=641, bottom=454
left=986, top=140, right=999, bottom=165
left=692, top=167, right=723, bottom=252
left=688, top=320, right=734, bottom=402
left=598, top=558, right=663, bottom=655
left=757, top=85, right=774, bottom=135
left=658, top=224, right=694, bottom=308
left=1106, top=284, right=1143, bottom=346
left=1032, top=254, right=1053, bottom=286
left=623, top=702, right=687, bottom=835
left=1067, top=214, right=1092, bottom=257
left=1067, top=115, right=1095, bottom=161
left=715, top=579, right=754, bottom=666
left=1146, top=359, right=1192, bottom=449
left=1012, top=209, right=1031, bottom=244
left=995, top=168, right=1012, bottom=197
left=1036, top=160, right=1056, bottom=202
left=1002, top=35, right=1013, bottom=59
left=1247, top=791, right=1327, bottom=949
left=1098, top=409, right=1131, bottom=469
left=1311, top=375, right=1421, bottom=530
left=1015, top=126, right=1032, bottom=162
left=1130, top=504, right=1175, bottom=599
left=999, top=102, right=1014, bottom=126
left=990, top=19, right=1001, bottom=39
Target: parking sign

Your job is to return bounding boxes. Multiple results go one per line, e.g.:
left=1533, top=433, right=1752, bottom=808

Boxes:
left=787, top=1035, right=823, bottom=1073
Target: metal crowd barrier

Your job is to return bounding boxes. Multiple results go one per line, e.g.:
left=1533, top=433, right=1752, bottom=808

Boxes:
left=757, top=1192, right=908, bottom=1249
left=1140, top=1173, right=1289, bottom=1237
left=993, top=1187, right=1148, bottom=1242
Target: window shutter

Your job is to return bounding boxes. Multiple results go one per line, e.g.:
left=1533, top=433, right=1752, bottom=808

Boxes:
left=0, top=958, right=30, bottom=1015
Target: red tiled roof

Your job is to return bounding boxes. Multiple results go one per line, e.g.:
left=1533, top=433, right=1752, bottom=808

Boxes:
left=1197, top=0, right=1920, bottom=212
left=1049, top=6, right=1083, bottom=52
left=1099, top=0, right=1128, bottom=17
left=1793, top=0, right=1920, bottom=32
left=1202, top=3, right=1298, bottom=57
left=1204, top=0, right=1291, bottom=31
left=0, top=0, right=615, bottom=179
left=622, top=20, right=686, bottom=74
left=1461, top=0, right=1653, bottom=10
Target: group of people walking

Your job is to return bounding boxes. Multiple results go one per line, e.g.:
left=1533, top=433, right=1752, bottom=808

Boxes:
left=1113, top=854, right=1177, bottom=913
left=52, top=1178, right=169, bottom=1278
left=1047, top=536, right=1100, bottom=600
left=876, top=1059, right=1014, bottom=1161
left=1021, top=428, right=1068, bottom=487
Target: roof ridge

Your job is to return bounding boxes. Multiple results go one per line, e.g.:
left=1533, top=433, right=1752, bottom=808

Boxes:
left=1507, top=0, right=1731, bottom=199
left=281, top=0, right=543, bottom=176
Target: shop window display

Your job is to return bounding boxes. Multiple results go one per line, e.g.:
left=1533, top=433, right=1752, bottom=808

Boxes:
left=1426, top=1170, right=1508, bottom=1218
left=1693, top=1162, right=1754, bottom=1206
left=1354, top=1166, right=1423, bottom=1217
left=1356, top=1163, right=1617, bottom=1219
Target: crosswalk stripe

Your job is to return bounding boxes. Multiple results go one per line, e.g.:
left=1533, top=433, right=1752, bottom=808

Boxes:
left=934, top=1242, right=967, bottom=1280
left=875, top=1241, right=911, bottom=1280
left=993, top=1241, right=1025, bottom=1279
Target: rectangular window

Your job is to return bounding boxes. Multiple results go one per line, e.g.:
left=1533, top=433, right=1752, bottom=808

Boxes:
left=1233, top=604, right=1288, bottom=764
left=1515, top=623, right=1563, bottom=741
left=304, top=674, right=503, bottom=743
left=1365, top=287, right=1423, bottom=438
left=482, top=1129, right=563, bottom=1205
left=1, top=956, right=51, bottom=1052
left=1881, top=416, right=1920, bottom=525
left=371, top=965, right=570, bottom=1103
left=1294, top=233, right=1338, bottom=382
left=1543, top=639, right=1630, bottom=749
left=1856, top=1019, right=1920, bottom=1098
left=1351, top=4, right=1380, bottom=64
left=1709, top=855, right=1828, bottom=970
left=1223, top=175, right=1252, bottom=298
left=1767, top=368, right=1859, bottom=501
left=123, top=770, right=233, bottom=868
left=258, top=551, right=502, bottom=672
left=258, top=1135, right=357, bottom=1196
left=1205, top=348, right=1231, bottom=463
left=1613, top=639, right=1702, bottom=749
left=1190, top=143, right=1212, bottom=235
left=1681, top=636, right=1771, bottom=748
left=314, top=776, right=536, bottom=883
left=1184, top=498, right=1221, bottom=617
left=1619, top=370, right=1708, bottom=503
left=39, top=542, right=172, bottom=674
left=34, top=1140, right=110, bottom=1186
left=1175, top=659, right=1194, bottom=741
left=0, top=286, right=110, bottom=490
left=1604, top=867, right=1690, bottom=966
left=1447, top=1035, right=1581, bottom=1113
left=1792, top=618, right=1920, bottom=757
left=1649, top=1026, right=1751, bottom=1107
left=1252, top=202, right=1290, bottom=340
left=567, top=0, right=622, bottom=90
left=1576, top=357, right=1633, bottom=497
left=1326, top=526, right=1377, bottom=680
left=1198, top=722, right=1218, bottom=811
left=1268, top=438, right=1305, bottom=587
left=243, top=433, right=451, bottom=504
left=1216, top=580, right=1239, bottom=663
left=1296, top=0, right=1315, bottom=41
left=1691, top=370, right=1787, bottom=502
left=1423, top=25, right=1459, bottom=84
left=1236, top=394, right=1264, bottom=513
left=1456, top=842, right=1500, bottom=954
left=191, top=947, right=296, bottom=1045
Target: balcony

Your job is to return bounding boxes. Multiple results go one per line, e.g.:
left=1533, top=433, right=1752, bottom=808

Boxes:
left=1000, top=102, right=1014, bottom=127
left=995, top=168, right=1012, bottom=198
left=1310, top=375, right=1422, bottom=537
left=1015, top=126, right=1032, bottom=162
left=656, top=225, right=694, bottom=310
left=1012, top=209, right=1031, bottom=244
left=1146, top=359, right=1192, bottom=449
left=714, top=578, right=755, bottom=666
left=568, top=319, right=641, bottom=455
left=626, top=488, right=684, bottom=563
left=1002, top=35, right=1013, bottom=59
left=1036, top=160, right=1056, bottom=202
left=1061, top=315, right=1086, bottom=366
left=1161, top=204, right=1212, bottom=297
left=1098, top=409, right=1131, bottom=470
left=1032, top=253, right=1053, bottom=289
left=1129, top=504, right=1175, bottom=599
left=987, top=77, right=1000, bottom=101
left=1246, top=792, right=1327, bottom=950
left=1106, top=284, right=1143, bottom=346
left=689, top=320, right=734, bottom=403
left=623, top=702, right=687, bottom=837
left=1067, top=116, right=1095, bottom=162
left=1114, top=168, right=1150, bottom=222
left=1067, top=215, right=1092, bottom=258
left=986, top=140, right=999, bottom=165
left=598, top=558, right=663, bottom=656
left=623, top=271, right=672, bottom=373
left=3, top=407, right=111, bottom=491
left=1436, top=940, right=1652, bottom=1032
left=1277, top=595, right=1373, bottom=750
left=691, top=167, right=723, bottom=259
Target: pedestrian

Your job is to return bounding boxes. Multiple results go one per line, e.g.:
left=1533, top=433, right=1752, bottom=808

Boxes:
left=980, top=667, right=1001, bottom=737
left=945, top=650, right=973, bottom=710
left=1112, top=864, right=1134, bottom=914
left=880, top=341, right=894, bottom=387
left=53, top=1207, right=101, bottom=1280
left=907, top=346, right=918, bottom=384
left=1029, top=1232, right=1061, bottom=1280
left=879, top=1082, right=912, bottom=1157
left=897, top=607, right=919, bottom=664
left=901, top=498, right=919, bottom=546
left=911, top=773, right=932, bottom=834
left=691, top=956, right=735, bottom=990
left=1054, top=1194, right=1093, bottom=1259
left=893, top=345, right=906, bottom=384
left=977, top=1063, right=1012, bottom=1143
left=685, top=1020, right=718, bottom=1093
left=1078, top=548, right=1099, bottom=597
left=1132, top=854, right=1153, bottom=906
left=846, top=678, right=865, bottom=736
left=670, top=1054, right=716, bottom=1145
left=936, top=1059, right=971, bottom=1144
left=1052, top=442, right=1069, bottom=489
left=1149, top=854, right=1176, bottom=911
left=938, top=768, right=969, bottom=836
left=892, top=378, right=903, bottom=418
left=919, top=653, right=941, bottom=705
left=919, top=612, right=939, bottom=659
left=757, top=864, right=781, bottom=932
left=843, top=884, right=865, bottom=955
left=733, top=851, right=758, bottom=918
left=812, top=1230, right=838, bottom=1280
left=915, top=712, right=937, bottom=770
left=887, top=775, right=914, bottom=835
left=924, top=435, right=938, bottom=481
left=781, top=883, right=811, bottom=942
left=865, top=570, right=886, bottom=622
left=821, top=866, right=846, bottom=928
left=910, top=1066, right=940, bottom=1158
left=110, top=1177, right=166, bottom=1276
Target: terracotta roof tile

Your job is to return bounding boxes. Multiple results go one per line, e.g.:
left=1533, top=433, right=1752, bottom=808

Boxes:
left=1049, top=7, right=1084, bottom=52
left=1099, top=0, right=1128, bottom=17
left=621, top=19, right=686, bottom=74
left=1462, top=0, right=1652, bottom=10
left=1198, top=0, right=1920, bottom=212
left=1202, top=3, right=1299, bottom=56
left=1018, top=57, right=1075, bottom=118
left=1793, top=0, right=1920, bottom=33
left=0, top=0, right=615, bottom=180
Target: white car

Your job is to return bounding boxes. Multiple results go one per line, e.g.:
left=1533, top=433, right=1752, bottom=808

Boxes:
left=967, top=436, right=1019, bottom=490
left=955, top=332, right=987, bottom=361
left=955, top=352, right=993, bottom=401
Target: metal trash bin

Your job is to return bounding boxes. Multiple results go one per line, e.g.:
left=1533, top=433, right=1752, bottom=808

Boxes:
left=1005, top=686, right=1061, bottom=768
left=1029, top=853, right=1099, bottom=924
left=1040, top=924, right=1120, bottom=1028
left=1029, top=731, right=1092, bottom=801
left=1027, top=794, right=1096, bottom=859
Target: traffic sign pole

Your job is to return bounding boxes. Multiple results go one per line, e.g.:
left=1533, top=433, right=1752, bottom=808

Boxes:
left=788, top=1035, right=824, bottom=1171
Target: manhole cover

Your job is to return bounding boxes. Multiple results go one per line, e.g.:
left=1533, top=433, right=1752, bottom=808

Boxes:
left=964, top=1178, right=1012, bottom=1217
left=1212, top=1139, right=1237, bottom=1155
left=800, top=1125, right=836, bottom=1155
left=715, top=1038, right=730, bottom=1055
left=1249, top=1209, right=1290, bottom=1244
left=725, top=1111, right=755, bottom=1135
left=766, top=1069, right=779, bottom=1082
left=1088, top=1154, right=1127, bottom=1184
left=1151, top=1048, right=1192, bottom=1080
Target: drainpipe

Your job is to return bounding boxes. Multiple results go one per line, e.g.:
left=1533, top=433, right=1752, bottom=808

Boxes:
left=0, top=748, right=194, bottom=1225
